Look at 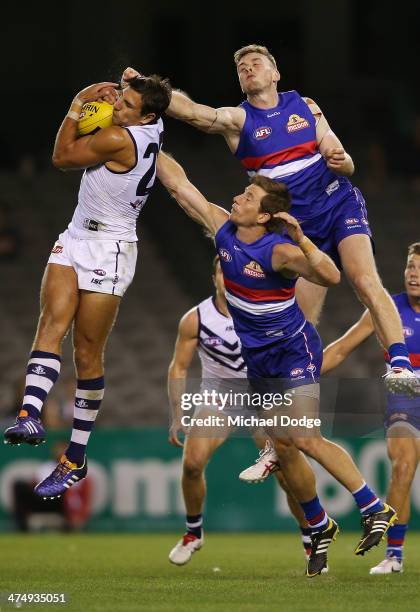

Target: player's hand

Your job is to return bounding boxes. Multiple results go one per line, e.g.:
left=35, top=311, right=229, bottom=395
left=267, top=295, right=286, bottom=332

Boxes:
left=121, top=67, right=142, bottom=88
left=272, top=211, right=305, bottom=244
left=75, top=82, right=120, bottom=105
left=168, top=420, right=186, bottom=447
left=323, top=147, right=346, bottom=170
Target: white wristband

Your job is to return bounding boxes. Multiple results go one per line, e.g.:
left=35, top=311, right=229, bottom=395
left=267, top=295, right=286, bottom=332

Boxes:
left=67, top=110, right=80, bottom=121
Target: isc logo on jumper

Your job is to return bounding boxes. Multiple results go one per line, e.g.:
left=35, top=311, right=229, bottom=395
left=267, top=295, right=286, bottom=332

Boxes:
left=51, top=243, right=63, bottom=254
left=243, top=261, right=265, bottom=278
left=253, top=126, right=272, bottom=140
left=286, top=114, right=309, bottom=133
left=219, top=248, right=232, bottom=263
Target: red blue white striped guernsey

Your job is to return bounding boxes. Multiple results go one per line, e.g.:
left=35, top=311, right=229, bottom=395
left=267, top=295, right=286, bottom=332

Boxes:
left=215, top=220, right=305, bottom=348
left=235, top=90, right=353, bottom=221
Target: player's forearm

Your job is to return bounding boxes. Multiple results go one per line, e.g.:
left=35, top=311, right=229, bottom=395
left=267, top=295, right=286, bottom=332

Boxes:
left=167, top=90, right=217, bottom=132
left=168, top=365, right=188, bottom=422
left=299, top=237, right=340, bottom=286
left=335, top=152, right=354, bottom=177
left=321, top=343, right=349, bottom=373
left=158, top=154, right=210, bottom=227
left=52, top=97, right=83, bottom=169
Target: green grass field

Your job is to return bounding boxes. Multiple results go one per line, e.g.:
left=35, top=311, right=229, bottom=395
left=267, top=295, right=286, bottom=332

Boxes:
left=0, top=533, right=419, bottom=612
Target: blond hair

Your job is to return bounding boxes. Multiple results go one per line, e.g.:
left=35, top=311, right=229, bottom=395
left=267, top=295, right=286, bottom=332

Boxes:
left=234, top=44, right=277, bottom=69
left=408, top=242, right=420, bottom=256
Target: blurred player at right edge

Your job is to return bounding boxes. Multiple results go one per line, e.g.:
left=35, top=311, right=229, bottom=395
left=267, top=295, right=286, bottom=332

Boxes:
left=322, top=243, right=420, bottom=574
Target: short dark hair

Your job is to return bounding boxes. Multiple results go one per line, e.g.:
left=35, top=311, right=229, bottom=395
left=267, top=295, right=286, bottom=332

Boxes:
left=408, top=242, right=420, bottom=256
left=250, top=175, right=291, bottom=233
left=126, top=74, right=172, bottom=118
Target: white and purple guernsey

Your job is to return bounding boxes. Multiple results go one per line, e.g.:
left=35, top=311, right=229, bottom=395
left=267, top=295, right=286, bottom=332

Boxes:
left=215, top=220, right=305, bottom=349
left=69, top=119, right=164, bottom=241
left=197, top=296, right=246, bottom=379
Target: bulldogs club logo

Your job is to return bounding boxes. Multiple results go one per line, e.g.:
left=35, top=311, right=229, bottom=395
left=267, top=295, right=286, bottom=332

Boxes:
left=219, top=248, right=232, bottom=263
left=253, top=126, right=272, bottom=140
left=286, top=114, right=309, bottom=133
left=243, top=261, right=265, bottom=278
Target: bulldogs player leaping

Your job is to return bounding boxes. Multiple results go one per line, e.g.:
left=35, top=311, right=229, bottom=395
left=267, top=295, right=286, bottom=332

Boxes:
left=4, top=74, right=171, bottom=499
left=123, top=46, right=415, bottom=395
left=157, top=151, right=396, bottom=576
left=322, top=242, right=420, bottom=575
left=168, top=256, right=313, bottom=567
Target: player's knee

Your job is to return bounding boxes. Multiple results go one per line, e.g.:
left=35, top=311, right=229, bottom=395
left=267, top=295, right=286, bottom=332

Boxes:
left=272, top=439, right=297, bottom=463
left=74, top=344, right=103, bottom=373
left=293, top=437, right=319, bottom=455
left=391, top=455, right=416, bottom=484
left=352, top=272, right=382, bottom=306
left=183, top=457, right=205, bottom=480
left=37, top=312, right=68, bottom=343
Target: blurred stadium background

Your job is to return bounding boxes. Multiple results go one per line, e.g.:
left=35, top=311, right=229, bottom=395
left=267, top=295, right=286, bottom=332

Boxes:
left=0, top=0, right=419, bottom=540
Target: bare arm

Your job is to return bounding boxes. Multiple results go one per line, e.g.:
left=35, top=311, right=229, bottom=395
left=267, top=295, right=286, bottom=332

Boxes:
left=303, top=96, right=354, bottom=177
left=167, top=90, right=245, bottom=135
left=157, top=151, right=229, bottom=235
left=271, top=212, right=340, bottom=286
left=322, top=310, right=374, bottom=374
left=121, top=67, right=244, bottom=135
left=52, top=82, right=129, bottom=170
left=168, top=308, right=199, bottom=447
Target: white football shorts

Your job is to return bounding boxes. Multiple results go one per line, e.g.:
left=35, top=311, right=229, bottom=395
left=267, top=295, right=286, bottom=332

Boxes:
left=48, top=229, right=137, bottom=297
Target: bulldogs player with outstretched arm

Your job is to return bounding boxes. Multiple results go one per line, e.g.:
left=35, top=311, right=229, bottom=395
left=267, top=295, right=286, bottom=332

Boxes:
left=4, top=74, right=172, bottom=498
left=322, top=242, right=420, bottom=575
left=123, top=47, right=415, bottom=395
left=157, top=151, right=396, bottom=576
left=168, top=256, right=312, bottom=566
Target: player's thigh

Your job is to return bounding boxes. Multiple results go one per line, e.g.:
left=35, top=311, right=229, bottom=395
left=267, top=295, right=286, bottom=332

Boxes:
left=295, top=278, right=328, bottom=326
left=338, top=234, right=380, bottom=286
left=39, top=263, right=79, bottom=328
left=183, top=434, right=227, bottom=472
left=73, top=290, right=121, bottom=351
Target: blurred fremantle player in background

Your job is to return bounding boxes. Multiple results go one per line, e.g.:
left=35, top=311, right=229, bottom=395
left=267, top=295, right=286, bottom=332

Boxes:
left=167, top=256, right=311, bottom=566
left=322, top=243, right=420, bottom=574
left=122, top=44, right=416, bottom=394
left=157, top=150, right=396, bottom=577
left=4, top=75, right=171, bottom=499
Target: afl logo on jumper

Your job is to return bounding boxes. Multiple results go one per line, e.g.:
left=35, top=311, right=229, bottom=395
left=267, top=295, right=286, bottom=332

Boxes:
left=286, top=114, right=309, bottom=133
left=219, top=248, right=232, bottom=263
left=253, top=126, right=272, bottom=140
left=403, top=327, right=414, bottom=338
